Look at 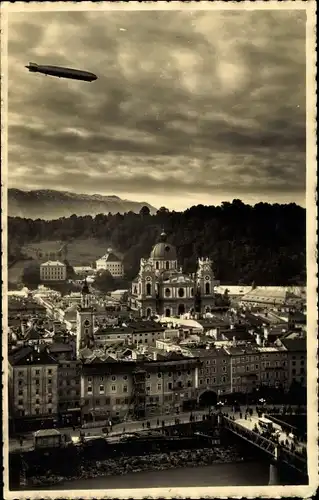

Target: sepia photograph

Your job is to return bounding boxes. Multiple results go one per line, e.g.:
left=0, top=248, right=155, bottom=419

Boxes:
left=1, top=1, right=317, bottom=498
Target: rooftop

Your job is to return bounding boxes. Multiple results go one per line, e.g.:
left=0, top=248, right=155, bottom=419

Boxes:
left=9, top=346, right=58, bottom=366
left=41, top=260, right=66, bottom=267
left=280, top=337, right=307, bottom=352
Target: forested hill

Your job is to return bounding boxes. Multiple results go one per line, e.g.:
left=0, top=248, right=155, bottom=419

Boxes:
left=8, top=200, right=306, bottom=286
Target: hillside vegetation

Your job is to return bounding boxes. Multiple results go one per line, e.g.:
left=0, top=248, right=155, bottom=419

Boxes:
left=8, top=200, right=306, bottom=285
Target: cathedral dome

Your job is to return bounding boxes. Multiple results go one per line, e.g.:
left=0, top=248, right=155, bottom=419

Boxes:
left=150, top=232, right=177, bottom=260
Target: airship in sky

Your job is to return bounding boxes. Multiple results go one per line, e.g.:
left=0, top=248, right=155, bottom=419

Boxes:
left=25, top=62, right=98, bottom=82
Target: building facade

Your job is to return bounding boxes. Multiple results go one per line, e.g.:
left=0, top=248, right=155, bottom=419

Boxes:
left=40, top=261, right=67, bottom=282
left=196, top=347, right=231, bottom=398
left=9, top=346, right=58, bottom=431
left=80, top=355, right=201, bottom=422
left=96, top=248, right=124, bottom=278
left=129, top=232, right=220, bottom=317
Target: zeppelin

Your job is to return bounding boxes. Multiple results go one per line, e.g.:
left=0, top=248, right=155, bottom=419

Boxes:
left=25, top=62, right=98, bottom=82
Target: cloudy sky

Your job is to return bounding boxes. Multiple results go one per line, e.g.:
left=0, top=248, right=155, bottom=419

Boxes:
left=7, top=7, right=306, bottom=210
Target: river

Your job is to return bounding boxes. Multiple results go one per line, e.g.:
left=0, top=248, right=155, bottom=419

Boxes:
left=54, top=461, right=270, bottom=490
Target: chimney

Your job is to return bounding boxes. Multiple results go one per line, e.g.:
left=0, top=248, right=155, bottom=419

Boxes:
left=256, top=333, right=262, bottom=346
left=264, top=327, right=269, bottom=340
left=230, top=324, right=234, bottom=330
left=153, top=351, right=157, bottom=361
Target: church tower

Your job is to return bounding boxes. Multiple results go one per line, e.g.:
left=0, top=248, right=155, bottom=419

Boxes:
left=196, top=257, right=220, bottom=313
left=76, top=279, right=94, bottom=358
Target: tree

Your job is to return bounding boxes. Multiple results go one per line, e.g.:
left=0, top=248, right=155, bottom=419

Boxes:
left=139, top=206, right=150, bottom=217
left=93, top=270, right=116, bottom=293
left=22, top=261, right=40, bottom=288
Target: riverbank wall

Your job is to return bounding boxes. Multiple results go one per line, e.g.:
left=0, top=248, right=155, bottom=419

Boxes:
left=10, top=418, right=222, bottom=489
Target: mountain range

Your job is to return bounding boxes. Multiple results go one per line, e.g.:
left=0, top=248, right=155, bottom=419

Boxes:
left=8, top=189, right=157, bottom=219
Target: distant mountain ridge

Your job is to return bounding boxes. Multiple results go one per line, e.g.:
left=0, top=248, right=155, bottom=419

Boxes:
left=8, top=189, right=157, bottom=220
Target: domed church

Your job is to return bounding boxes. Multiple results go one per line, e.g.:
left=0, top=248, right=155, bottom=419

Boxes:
left=129, top=232, right=220, bottom=317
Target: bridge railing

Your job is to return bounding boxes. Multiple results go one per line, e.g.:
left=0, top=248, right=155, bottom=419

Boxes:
left=222, top=417, right=276, bottom=456
left=222, top=417, right=307, bottom=475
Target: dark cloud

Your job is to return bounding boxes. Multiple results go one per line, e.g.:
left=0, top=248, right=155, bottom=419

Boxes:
left=7, top=8, right=306, bottom=209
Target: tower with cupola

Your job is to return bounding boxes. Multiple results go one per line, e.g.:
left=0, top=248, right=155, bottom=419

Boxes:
left=195, top=257, right=220, bottom=313
left=76, top=279, right=95, bottom=358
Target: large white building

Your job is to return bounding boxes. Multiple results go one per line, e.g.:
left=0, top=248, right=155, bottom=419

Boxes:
left=96, top=248, right=124, bottom=278
left=40, top=261, right=67, bottom=282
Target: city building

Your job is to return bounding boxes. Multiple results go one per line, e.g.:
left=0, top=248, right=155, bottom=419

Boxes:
left=239, top=287, right=304, bottom=309
left=80, top=353, right=201, bottom=422
left=96, top=248, right=124, bottom=277
left=40, top=260, right=67, bottom=282
left=276, top=335, right=306, bottom=387
left=129, top=231, right=220, bottom=317
left=189, top=347, right=231, bottom=400
left=8, top=345, right=59, bottom=432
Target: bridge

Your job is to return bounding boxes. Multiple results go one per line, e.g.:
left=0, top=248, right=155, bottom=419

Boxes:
left=222, top=415, right=307, bottom=481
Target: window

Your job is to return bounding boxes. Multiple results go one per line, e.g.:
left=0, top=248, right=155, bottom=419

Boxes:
left=35, top=408, right=40, bottom=415
left=205, top=282, right=210, bottom=295
left=116, top=398, right=121, bottom=405
left=48, top=369, right=52, bottom=375
left=95, top=399, right=100, bottom=406
left=222, top=376, right=226, bottom=383
left=87, top=386, right=92, bottom=393
left=18, top=399, right=23, bottom=405
left=255, top=364, right=259, bottom=370
left=165, top=261, right=170, bottom=270
left=222, top=367, right=226, bottom=372
left=206, top=378, right=210, bottom=384
left=123, top=375, right=128, bottom=380
left=158, top=384, right=162, bottom=390
left=111, top=385, right=116, bottom=392
left=178, top=288, right=185, bottom=298
left=35, top=369, right=40, bottom=375
left=112, top=376, right=116, bottom=381
left=36, top=389, right=39, bottom=395
left=168, top=372, right=172, bottom=377
left=146, top=283, right=151, bottom=295
left=18, top=389, right=23, bottom=396
left=35, top=379, right=40, bottom=385
left=88, top=377, right=92, bottom=382
left=168, top=382, right=172, bottom=390
left=187, top=381, right=192, bottom=387
left=158, top=373, right=162, bottom=378
left=123, top=386, right=128, bottom=393
left=100, top=376, right=104, bottom=381
left=99, top=385, right=104, bottom=393
left=48, top=378, right=52, bottom=385
left=18, top=371, right=24, bottom=377
left=165, top=288, right=171, bottom=298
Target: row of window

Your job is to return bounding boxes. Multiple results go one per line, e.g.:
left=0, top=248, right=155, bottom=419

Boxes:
left=18, top=398, right=53, bottom=406
left=18, top=378, right=54, bottom=386
left=18, top=369, right=53, bottom=376
left=200, top=367, right=227, bottom=375
left=144, top=284, right=211, bottom=297
left=199, top=376, right=227, bottom=385
left=86, top=371, right=191, bottom=383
